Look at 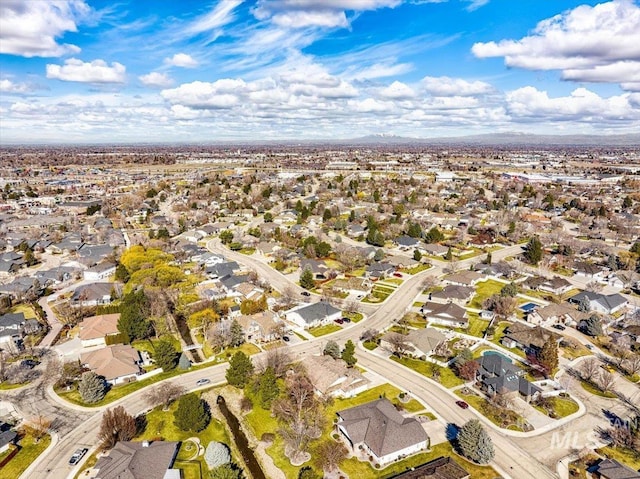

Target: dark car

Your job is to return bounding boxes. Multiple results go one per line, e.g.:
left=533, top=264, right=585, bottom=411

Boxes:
left=282, top=336, right=290, bottom=342
left=334, top=318, right=344, bottom=324
left=69, top=448, right=88, bottom=466
left=342, top=317, right=351, bottom=323
left=301, top=291, right=311, bottom=297
left=552, top=324, right=566, bottom=331
left=393, top=272, right=402, bottom=278
left=20, top=359, right=40, bottom=369
left=455, top=400, right=469, bottom=409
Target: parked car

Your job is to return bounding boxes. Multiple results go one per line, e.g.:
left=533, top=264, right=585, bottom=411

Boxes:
left=282, top=336, right=290, bottom=342
left=341, top=317, right=351, bottom=323
left=301, top=291, right=311, bottom=297
left=69, top=448, right=88, bottom=466
left=196, top=378, right=211, bottom=386
left=585, top=344, right=594, bottom=350
left=552, top=324, right=566, bottom=331
left=455, top=400, right=469, bottom=409
left=334, top=318, right=344, bottom=324
left=393, top=272, right=402, bottom=278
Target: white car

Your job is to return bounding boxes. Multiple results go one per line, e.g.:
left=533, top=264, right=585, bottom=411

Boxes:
left=69, top=448, right=88, bottom=466
left=196, top=378, right=211, bottom=386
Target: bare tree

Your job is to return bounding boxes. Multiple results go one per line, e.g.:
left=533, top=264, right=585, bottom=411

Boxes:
left=313, top=440, right=348, bottom=473
left=261, top=347, right=292, bottom=378
left=143, top=382, right=185, bottom=410
left=597, top=370, right=616, bottom=394
left=580, top=358, right=600, bottom=382
left=623, top=354, right=640, bottom=376
left=343, top=299, right=359, bottom=315
left=272, top=372, right=326, bottom=464
left=385, top=332, right=410, bottom=357
left=98, top=406, right=137, bottom=450
left=23, top=415, right=52, bottom=443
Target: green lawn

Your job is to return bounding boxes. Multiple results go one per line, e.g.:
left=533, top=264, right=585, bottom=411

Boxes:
left=381, top=278, right=403, bottom=286
left=596, top=446, right=640, bottom=470
left=214, top=343, right=261, bottom=362
left=560, top=341, right=592, bottom=360
left=455, top=392, right=524, bottom=431
left=469, top=280, right=505, bottom=310
left=132, top=336, right=182, bottom=355
left=0, top=382, right=27, bottom=390
left=579, top=380, right=617, bottom=398
left=363, top=340, right=378, bottom=351
left=243, top=383, right=431, bottom=479
left=10, top=303, right=37, bottom=319
left=0, top=433, right=51, bottom=478
left=391, top=356, right=465, bottom=388
left=343, top=311, right=364, bottom=323
left=406, top=264, right=431, bottom=275
left=174, top=460, right=203, bottom=479
left=308, top=323, right=342, bottom=337
left=533, top=397, right=580, bottom=418
left=462, top=312, right=490, bottom=338
left=341, top=442, right=498, bottom=479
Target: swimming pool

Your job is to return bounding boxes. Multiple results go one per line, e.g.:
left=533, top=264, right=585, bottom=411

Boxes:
left=483, top=350, right=513, bottom=363
left=520, top=302, right=539, bottom=313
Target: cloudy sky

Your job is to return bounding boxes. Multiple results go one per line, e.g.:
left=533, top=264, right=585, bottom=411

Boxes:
left=1, top=0, right=639, bottom=143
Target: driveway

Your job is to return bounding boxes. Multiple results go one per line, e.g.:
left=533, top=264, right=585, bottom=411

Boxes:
left=513, top=397, right=555, bottom=430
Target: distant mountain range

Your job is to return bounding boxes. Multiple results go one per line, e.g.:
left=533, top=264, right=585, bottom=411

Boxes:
left=342, top=132, right=640, bottom=147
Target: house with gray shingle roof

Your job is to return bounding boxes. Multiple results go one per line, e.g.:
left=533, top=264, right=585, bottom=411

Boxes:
left=569, top=291, right=628, bottom=314
left=285, top=301, right=341, bottom=329
left=337, top=398, right=429, bottom=465
left=593, top=458, right=640, bottom=479
left=93, top=441, right=179, bottom=479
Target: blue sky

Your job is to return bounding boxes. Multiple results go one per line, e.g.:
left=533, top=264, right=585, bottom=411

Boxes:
left=1, top=0, right=639, bottom=143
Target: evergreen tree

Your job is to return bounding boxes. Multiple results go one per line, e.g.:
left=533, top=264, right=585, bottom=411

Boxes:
left=579, top=315, right=603, bottom=337
left=424, top=227, right=444, bottom=243
left=457, top=419, right=495, bottom=464
left=178, top=353, right=192, bottom=370
left=484, top=251, right=492, bottom=264
left=114, top=263, right=130, bottom=283
left=154, top=339, right=178, bottom=371
left=577, top=296, right=591, bottom=312
left=407, top=223, right=422, bottom=238
left=323, top=340, right=341, bottom=359
left=174, top=393, right=210, bottom=432
left=500, top=282, right=518, bottom=297
left=623, top=196, right=633, bottom=208
left=117, top=289, right=151, bottom=343
left=538, top=340, right=559, bottom=375
left=226, top=351, right=254, bottom=388
left=79, top=371, right=107, bottom=404
left=445, top=247, right=453, bottom=261
left=523, top=236, right=543, bottom=265
left=258, top=367, right=279, bottom=409
left=229, top=320, right=245, bottom=347
left=300, top=266, right=315, bottom=290
left=210, top=464, right=243, bottom=479
left=341, top=340, right=357, bottom=367
left=413, top=249, right=422, bottom=261
left=298, top=467, right=321, bottom=479
left=373, top=248, right=385, bottom=262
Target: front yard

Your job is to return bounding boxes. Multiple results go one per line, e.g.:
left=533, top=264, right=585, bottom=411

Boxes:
left=0, top=432, right=51, bottom=478
left=390, top=356, right=465, bottom=388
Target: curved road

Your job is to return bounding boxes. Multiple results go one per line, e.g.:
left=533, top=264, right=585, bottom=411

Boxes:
left=25, top=242, right=533, bottom=479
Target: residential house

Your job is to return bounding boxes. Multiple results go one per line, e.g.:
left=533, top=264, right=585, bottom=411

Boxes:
left=301, top=355, right=370, bottom=398
left=389, top=456, right=469, bottom=479
left=430, top=285, right=474, bottom=305
left=78, top=314, right=121, bottom=348
left=256, top=241, right=280, bottom=256
left=83, top=262, right=116, bottom=281
left=337, top=398, right=429, bottom=465
left=421, top=244, right=449, bottom=257
left=592, top=459, right=640, bottom=479
left=381, top=328, right=446, bottom=358
left=527, top=303, right=583, bottom=326
left=500, top=323, right=559, bottom=355
left=301, top=259, right=329, bottom=280
left=81, top=344, right=141, bottom=385
left=0, top=312, right=28, bottom=351
left=573, top=262, right=606, bottom=281
left=395, top=236, right=421, bottom=251
left=538, top=277, right=573, bottom=296
left=93, top=441, right=179, bottom=479
left=476, top=354, right=541, bottom=401
left=366, top=262, right=395, bottom=279
left=569, top=291, right=628, bottom=315
left=235, top=311, right=281, bottom=343
left=420, top=302, right=468, bottom=329
left=332, top=277, right=371, bottom=296
left=346, top=224, right=365, bottom=238
left=71, top=282, right=118, bottom=307
left=285, top=301, right=341, bottom=329
left=0, top=429, right=17, bottom=454
left=443, top=271, right=484, bottom=287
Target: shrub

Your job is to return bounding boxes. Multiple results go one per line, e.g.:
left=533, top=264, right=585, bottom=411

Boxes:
left=204, top=441, right=231, bottom=469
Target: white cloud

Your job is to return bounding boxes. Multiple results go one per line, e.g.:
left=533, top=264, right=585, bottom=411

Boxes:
left=164, top=53, right=199, bottom=68
left=506, top=86, right=640, bottom=122
left=185, top=0, right=243, bottom=36
left=139, top=72, right=173, bottom=88
left=472, top=0, right=640, bottom=89
left=0, top=0, right=89, bottom=57
left=379, top=81, right=416, bottom=99
left=0, top=79, right=34, bottom=94
left=46, top=58, right=126, bottom=83
left=465, top=0, right=489, bottom=12
left=422, top=76, right=492, bottom=96
left=253, top=0, right=402, bottom=28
